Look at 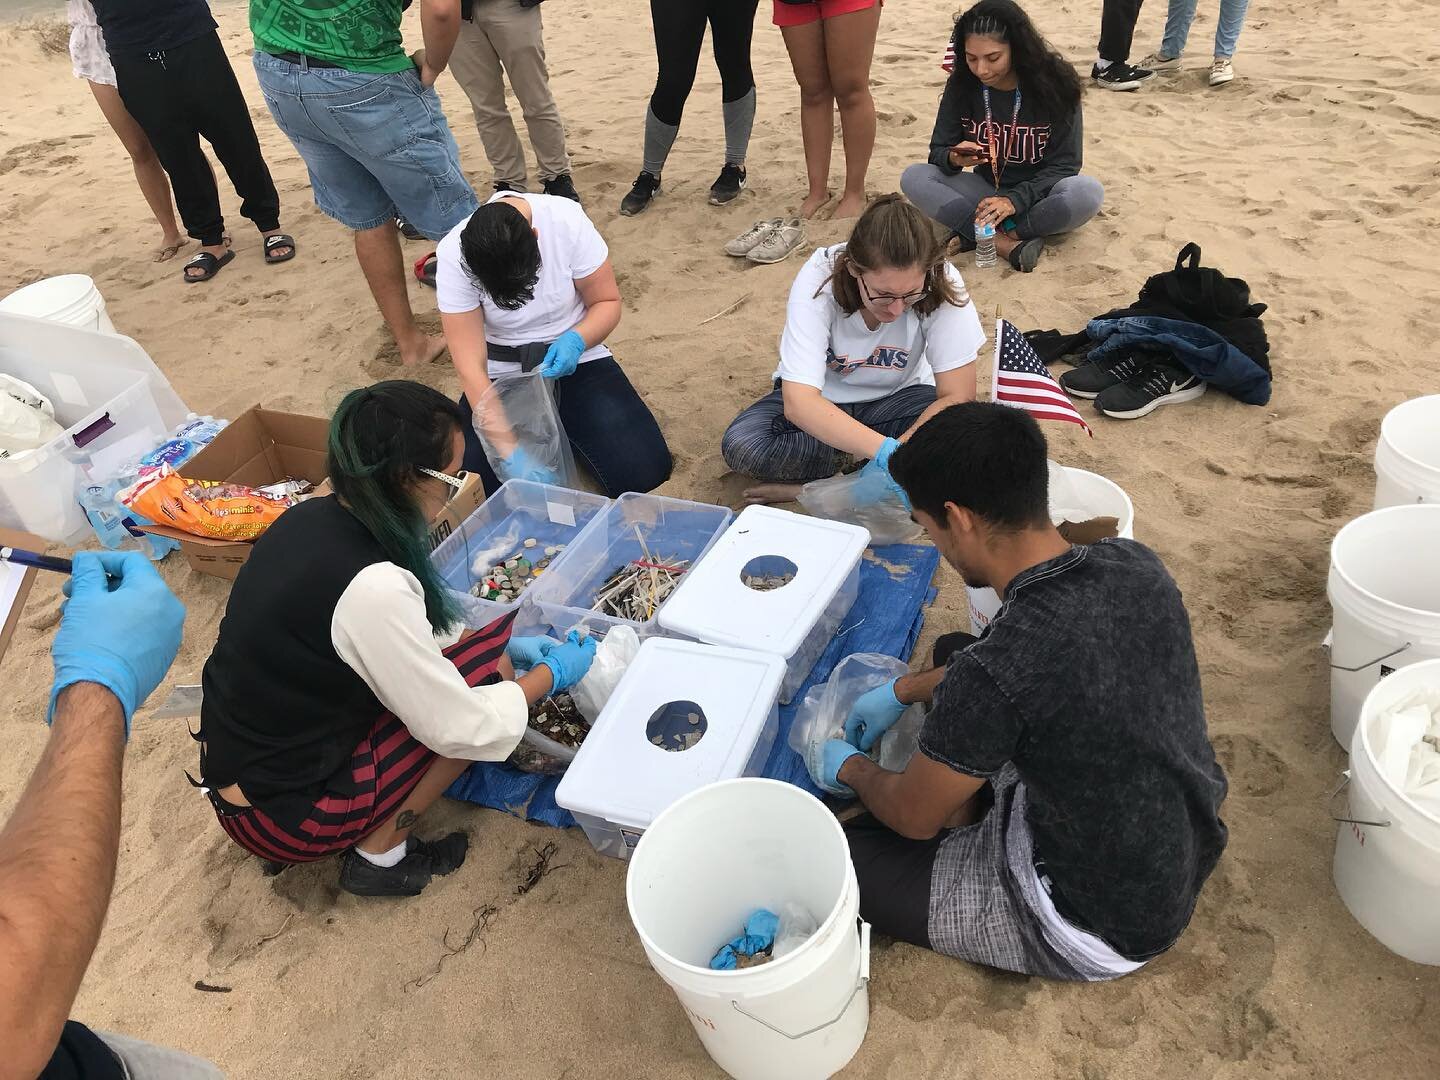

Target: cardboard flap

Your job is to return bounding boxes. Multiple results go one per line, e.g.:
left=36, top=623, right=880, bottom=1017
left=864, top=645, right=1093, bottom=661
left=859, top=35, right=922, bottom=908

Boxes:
left=0, top=527, right=47, bottom=664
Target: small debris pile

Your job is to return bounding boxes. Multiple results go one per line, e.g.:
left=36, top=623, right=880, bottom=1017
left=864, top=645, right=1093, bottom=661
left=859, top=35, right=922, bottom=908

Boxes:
left=472, top=539, right=564, bottom=601
left=650, top=711, right=703, bottom=752
left=591, top=557, right=688, bottom=620
left=508, top=692, right=589, bottom=775
left=741, top=571, right=795, bottom=592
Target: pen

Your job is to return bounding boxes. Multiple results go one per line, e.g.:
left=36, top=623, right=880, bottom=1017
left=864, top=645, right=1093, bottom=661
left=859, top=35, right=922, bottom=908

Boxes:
left=0, top=547, right=74, bottom=576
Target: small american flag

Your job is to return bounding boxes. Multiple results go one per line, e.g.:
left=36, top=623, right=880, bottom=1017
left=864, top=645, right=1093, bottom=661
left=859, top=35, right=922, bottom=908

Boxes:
left=993, top=318, right=1093, bottom=436
left=942, top=33, right=955, bottom=73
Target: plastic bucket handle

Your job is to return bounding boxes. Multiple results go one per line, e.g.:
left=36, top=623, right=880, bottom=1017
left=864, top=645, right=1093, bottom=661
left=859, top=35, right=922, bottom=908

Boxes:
left=1328, top=771, right=1391, bottom=829
left=1329, top=641, right=1412, bottom=673
left=727, top=919, right=871, bottom=1040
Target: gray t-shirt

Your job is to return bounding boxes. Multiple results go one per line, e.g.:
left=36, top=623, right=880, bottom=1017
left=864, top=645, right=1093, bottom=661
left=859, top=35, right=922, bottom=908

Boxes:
left=919, top=539, right=1228, bottom=960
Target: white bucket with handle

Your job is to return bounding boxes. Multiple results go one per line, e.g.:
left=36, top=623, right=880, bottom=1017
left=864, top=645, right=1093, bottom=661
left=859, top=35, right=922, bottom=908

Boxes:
left=968, top=464, right=1135, bottom=636
left=1327, top=505, right=1440, bottom=747
left=1374, top=395, right=1440, bottom=509
left=626, top=778, right=870, bottom=1080
left=1332, top=658, right=1440, bottom=964
left=0, top=275, right=116, bottom=334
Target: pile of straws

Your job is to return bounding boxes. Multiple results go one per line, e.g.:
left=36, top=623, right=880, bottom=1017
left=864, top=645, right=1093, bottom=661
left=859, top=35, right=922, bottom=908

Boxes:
left=590, top=527, right=688, bottom=622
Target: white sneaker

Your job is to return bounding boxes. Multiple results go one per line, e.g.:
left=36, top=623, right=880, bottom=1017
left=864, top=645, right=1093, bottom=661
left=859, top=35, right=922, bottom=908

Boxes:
left=1138, top=52, right=1181, bottom=72
left=1209, top=57, right=1235, bottom=85
left=725, top=218, right=781, bottom=257
left=746, top=218, right=807, bottom=264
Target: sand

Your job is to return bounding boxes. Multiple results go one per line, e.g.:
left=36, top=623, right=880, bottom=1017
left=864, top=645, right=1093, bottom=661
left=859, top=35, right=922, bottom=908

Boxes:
left=2, top=0, right=1439, bottom=1076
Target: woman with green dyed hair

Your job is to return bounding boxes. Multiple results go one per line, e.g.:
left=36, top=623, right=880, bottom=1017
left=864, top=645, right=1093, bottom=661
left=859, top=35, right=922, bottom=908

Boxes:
left=194, top=381, right=595, bottom=898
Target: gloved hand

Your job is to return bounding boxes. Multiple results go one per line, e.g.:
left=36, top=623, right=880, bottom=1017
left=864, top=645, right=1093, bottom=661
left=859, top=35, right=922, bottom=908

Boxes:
left=709, top=908, right=780, bottom=970
left=852, top=437, right=910, bottom=510
left=536, top=330, right=585, bottom=379
left=538, top=629, right=598, bottom=692
left=816, top=738, right=863, bottom=798
left=844, top=677, right=907, bottom=753
left=49, top=551, right=185, bottom=733
left=500, top=446, right=559, bottom=486
left=506, top=635, right=559, bottom=670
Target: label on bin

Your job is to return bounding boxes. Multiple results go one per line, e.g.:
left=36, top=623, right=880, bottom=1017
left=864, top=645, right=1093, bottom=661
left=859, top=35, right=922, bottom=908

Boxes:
left=546, top=501, right=575, bottom=527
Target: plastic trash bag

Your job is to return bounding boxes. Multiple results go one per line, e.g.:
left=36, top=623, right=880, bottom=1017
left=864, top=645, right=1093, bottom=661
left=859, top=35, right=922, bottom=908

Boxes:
left=788, top=653, right=924, bottom=784
left=0, top=373, right=64, bottom=460
left=472, top=372, right=578, bottom=488
left=797, top=471, right=919, bottom=546
left=773, top=901, right=819, bottom=960
left=568, top=625, right=641, bottom=724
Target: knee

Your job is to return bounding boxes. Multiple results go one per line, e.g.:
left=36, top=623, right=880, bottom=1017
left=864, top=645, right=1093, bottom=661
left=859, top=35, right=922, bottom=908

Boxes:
left=797, top=79, right=833, bottom=109
left=1075, top=175, right=1106, bottom=213
left=832, top=81, right=871, bottom=111
left=900, top=163, right=937, bottom=206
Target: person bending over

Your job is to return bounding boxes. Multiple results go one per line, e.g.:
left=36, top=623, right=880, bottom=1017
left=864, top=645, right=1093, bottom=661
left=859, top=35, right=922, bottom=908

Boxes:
left=196, top=381, right=595, bottom=898
left=812, top=402, right=1228, bottom=980
left=902, top=0, right=1104, bottom=273
left=437, top=191, right=672, bottom=496
left=721, top=194, right=981, bottom=505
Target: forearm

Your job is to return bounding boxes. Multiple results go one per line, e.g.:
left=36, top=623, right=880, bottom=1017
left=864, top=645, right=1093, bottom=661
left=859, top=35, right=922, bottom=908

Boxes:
left=783, top=388, right=888, bottom=459
left=571, top=299, right=621, bottom=350
left=0, top=685, right=125, bottom=1076
left=895, top=666, right=946, bottom=707
left=838, top=755, right=937, bottom=839
left=516, top=665, right=555, bottom=706
left=420, top=0, right=462, bottom=74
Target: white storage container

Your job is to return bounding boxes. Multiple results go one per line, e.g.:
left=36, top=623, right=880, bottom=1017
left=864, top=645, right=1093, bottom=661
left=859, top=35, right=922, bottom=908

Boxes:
left=429, top=479, right=610, bottom=631
left=556, top=638, right=786, bottom=859
left=528, top=491, right=733, bottom=640
left=0, top=312, right=188, bottom=543
left=658, top=506, right=869, bottom=703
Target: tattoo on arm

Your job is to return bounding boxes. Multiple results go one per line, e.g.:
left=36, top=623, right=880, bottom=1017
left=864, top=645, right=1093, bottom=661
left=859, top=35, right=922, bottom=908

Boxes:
left=395, top=810, right=418, bottom=830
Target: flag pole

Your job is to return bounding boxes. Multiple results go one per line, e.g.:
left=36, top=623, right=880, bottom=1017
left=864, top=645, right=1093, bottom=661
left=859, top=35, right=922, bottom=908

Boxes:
left=990, top=304, right=1002, bottom=403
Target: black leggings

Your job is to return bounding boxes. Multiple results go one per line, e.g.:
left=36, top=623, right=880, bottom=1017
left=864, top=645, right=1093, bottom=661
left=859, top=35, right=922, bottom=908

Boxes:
left=649, top=0, right=760, bottom=125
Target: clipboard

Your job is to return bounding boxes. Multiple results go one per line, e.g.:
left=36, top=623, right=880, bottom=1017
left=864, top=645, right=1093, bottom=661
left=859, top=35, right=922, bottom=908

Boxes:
left=0, top=527, right=47, bottom=665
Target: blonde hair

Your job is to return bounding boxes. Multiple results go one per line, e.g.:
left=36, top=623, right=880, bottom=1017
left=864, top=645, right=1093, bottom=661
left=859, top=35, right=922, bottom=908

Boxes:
left=821, top=194, right=970, bottom=317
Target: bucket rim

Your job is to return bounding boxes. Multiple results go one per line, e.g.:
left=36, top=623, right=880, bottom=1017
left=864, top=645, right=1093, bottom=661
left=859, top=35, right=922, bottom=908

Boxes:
left=1378, top=395, right=1440, bottom=479
left=1355, top=657, right=1440, bottom=829
left=1055, top=465, right=1136, bottom=532
left=1330, top=505, right=1440, bottom=621
left=625, top=777, right=853, bottom=980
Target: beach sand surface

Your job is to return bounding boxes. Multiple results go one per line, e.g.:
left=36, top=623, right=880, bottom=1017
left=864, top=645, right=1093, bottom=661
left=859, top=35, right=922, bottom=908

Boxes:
left=2, top=0, right=1439, bottom=1076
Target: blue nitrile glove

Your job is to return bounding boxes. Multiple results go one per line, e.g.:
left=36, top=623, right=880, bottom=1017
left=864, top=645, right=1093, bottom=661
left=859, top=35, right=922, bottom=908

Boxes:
left=853, top=437, right=910, bottom=510
left=538, top=629, right=598, bottom=692
left=48, top=550, right=185, bottom=734
left=709, top=908, right=781, bottom=970
left=536, top=330, right=585, bottom=379
left=506, top=635, right=559, bottom=670
left=501, top=446, right=560, bottom=486
left=816, top=739, right=864, bottom=798
left=844, top=678, right=907, bottom=753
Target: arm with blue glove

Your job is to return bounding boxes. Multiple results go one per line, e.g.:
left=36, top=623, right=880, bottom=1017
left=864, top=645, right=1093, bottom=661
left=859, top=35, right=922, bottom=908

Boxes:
left=505, top=635, right=559, bottom=671
left=536, top=629, right=597, bottom=693
left=851, top=437, right=911, bottom=509
left=536, top=330, right=586, bottom=379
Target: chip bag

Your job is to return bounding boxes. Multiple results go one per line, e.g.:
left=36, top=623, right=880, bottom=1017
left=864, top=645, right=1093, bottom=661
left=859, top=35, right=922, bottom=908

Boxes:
left=119, top=464, right=294, bottom=542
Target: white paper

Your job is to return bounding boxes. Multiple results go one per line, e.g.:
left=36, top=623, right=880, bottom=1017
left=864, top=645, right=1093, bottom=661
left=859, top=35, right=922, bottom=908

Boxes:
left=546, top=500, right=575, bottom=527
left=0, top=558, right=25, bottom=637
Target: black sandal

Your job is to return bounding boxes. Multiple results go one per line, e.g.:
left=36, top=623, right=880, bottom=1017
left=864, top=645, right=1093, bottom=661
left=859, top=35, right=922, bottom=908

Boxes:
left=264, top=233, right=297, bottom=265
left=1008, top=237, right=1045, bottom=273
left=182, top=248, right=235, bottom=283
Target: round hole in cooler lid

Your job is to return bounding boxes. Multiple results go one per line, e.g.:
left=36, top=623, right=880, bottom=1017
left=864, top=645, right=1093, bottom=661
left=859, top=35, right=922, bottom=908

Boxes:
left=739, top=555, right=797, bottom=592
left=646, top=700, right=707, bottom=752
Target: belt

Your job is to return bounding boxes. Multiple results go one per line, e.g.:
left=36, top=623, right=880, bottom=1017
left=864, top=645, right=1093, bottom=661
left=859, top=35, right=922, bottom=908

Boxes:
left=265, top=49, right=346, bottom=70
left=487, top=340, right=551, bottom=372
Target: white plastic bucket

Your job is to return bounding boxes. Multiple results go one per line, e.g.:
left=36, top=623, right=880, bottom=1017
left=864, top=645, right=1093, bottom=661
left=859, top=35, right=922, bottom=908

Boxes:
left=1374, top=395, right=1440, bottom=509
left=968, top=465, right=1136, bottom=636
left=1327, top=505, right=1440, bottom=747
left=0, top=275, right=116, bottom=334
left=626, top=779, right=870, bottom=1079
left=1333, top=658, right=1440, bottom=964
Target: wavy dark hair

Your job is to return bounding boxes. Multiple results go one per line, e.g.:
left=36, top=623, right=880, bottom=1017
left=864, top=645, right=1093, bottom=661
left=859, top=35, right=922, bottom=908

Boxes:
left=823, top=194, right=970, bottom=318
left=951, top=0, right=1082, bottom=119
left=459, top=199, right=541, bottom=310
left=327, top=381, right=464, bottom=634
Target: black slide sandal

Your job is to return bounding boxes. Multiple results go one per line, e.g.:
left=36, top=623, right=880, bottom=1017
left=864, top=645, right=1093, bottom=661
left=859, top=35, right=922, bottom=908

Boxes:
left=1009, top=237, right=1045, bottom=273
left=183, top=249, right=235, bottom=283
left=264, top=234, right=297, bottom=265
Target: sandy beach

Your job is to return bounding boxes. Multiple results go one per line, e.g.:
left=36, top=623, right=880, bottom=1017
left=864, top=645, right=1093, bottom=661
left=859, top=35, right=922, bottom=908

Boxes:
left=2, top=0, right=1440, bottom=1075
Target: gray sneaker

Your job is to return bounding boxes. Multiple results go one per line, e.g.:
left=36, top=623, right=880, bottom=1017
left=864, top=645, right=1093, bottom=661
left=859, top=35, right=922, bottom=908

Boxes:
left=746, top=218, right=807, bottom=264
left=725, top=218, right=782, bottom=257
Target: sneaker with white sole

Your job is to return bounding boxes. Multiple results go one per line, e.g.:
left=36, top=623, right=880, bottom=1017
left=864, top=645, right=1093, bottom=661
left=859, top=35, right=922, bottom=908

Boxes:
left=1137, top=52, right=1181, bottom=72
left=1091, top=62, right=1156, bottom=91
left=1209, top=57, right=1235, bottom=86
left=620, top=171, right=661, bottom=216
left=1095, top=358, right=1206, bottom=419
left=1059, top=349, right=1156, bottom=399
left=746, top=218, right=806, bottom=264
left=725, top=218, right=782, bottom=257
left=709, top=163, right=747, bottom=206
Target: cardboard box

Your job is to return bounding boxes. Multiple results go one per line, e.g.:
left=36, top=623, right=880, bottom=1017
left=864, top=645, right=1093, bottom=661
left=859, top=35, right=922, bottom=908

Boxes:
left=0, top=527, right=44, bottom=665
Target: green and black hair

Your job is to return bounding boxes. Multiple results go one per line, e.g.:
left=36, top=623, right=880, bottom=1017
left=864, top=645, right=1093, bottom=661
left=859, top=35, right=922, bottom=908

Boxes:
left=328, top=381, right=464, bottom=633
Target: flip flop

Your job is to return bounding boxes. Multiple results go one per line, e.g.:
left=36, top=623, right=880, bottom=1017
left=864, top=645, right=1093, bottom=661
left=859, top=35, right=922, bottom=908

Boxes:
left=153, top=239, right=188, bottom=263
left=183, top=248, right=235, bottom=283
left=264, top=234, right=297, bottom=265
left=1008, top=237, right=1045, bottom=273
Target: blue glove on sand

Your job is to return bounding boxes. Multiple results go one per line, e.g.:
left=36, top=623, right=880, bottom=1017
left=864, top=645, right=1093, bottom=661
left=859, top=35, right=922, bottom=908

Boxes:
left=817, top=739, right=863, bottom=798
left=709, top=908, right=780, bottom=970
left=537, top=330, right=585, bottom=379
left=852, top=437, right=910, bottom=510
left=506, top=635, right=559, bottom=670
left=49, top=551, right=185, bottom=733
left=539, top=629, right=597, bottom=692
left=844, top=678, right=907, bottom=753
left=501, top=446, right=559, bottom=486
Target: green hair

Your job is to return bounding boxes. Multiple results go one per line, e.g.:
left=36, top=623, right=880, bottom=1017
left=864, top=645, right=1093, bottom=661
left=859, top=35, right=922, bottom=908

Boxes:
left=327, top=381, right=464, bottom=634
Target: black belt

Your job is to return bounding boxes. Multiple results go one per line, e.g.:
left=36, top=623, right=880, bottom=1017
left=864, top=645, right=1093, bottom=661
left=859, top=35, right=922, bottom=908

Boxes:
left=265, top=49, right=346, bottom=70
left=488, top=340, right=551, bottom=372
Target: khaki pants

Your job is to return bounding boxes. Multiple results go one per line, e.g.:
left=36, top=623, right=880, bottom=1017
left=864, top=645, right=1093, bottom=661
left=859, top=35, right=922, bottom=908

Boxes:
left=448, top=0, right=572, bottom=187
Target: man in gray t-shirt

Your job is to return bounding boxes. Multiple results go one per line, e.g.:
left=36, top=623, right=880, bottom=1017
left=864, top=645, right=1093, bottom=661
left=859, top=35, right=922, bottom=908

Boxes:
left=814, top=401, right=1227, bottom=981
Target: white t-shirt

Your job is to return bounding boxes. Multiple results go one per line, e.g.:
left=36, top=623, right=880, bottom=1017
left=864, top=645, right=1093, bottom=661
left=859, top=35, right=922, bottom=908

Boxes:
left=435, top=191, right=612, bottom=377
left=773, top=245, right=985, bottom=404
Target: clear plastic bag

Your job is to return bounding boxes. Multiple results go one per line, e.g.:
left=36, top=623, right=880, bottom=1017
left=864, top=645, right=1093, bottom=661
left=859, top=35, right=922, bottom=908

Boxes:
left=568, top=625, right=641, bottom=724
left=773, top=901, right=819, bottom=960
left=0, top=373, right=64, bottom=460
left=788, top=652, right=923, bottom=784
left=797, top=471, right=920, bottom=546
left=472, top=372, right=578, bottom=488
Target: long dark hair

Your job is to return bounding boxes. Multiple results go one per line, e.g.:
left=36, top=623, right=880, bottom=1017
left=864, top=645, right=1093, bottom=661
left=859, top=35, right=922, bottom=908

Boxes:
left=327, top=381, right=464, bottom=633
left=824, top=194, right=970, bottom=318
left=951, top=0, right=1081, bottom=119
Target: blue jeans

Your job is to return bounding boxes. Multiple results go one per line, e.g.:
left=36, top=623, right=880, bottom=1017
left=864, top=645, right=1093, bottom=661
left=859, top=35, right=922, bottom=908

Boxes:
left=459, top=357, right=673, bottom=497
left=1161, top=0, right=1251, bottom=59
left=252, top=52, right=478, bottom=238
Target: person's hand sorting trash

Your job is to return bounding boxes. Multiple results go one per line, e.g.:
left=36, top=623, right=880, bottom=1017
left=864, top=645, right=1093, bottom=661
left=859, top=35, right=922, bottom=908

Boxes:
left=506, top=636, right=559, bottom=670
left=537, top=629, right=597, bottom=692
left=501, top=446, right=560, bottom=485
left=536, top=330, right=585, bottom=379
left=851, top=437, right=910, bottom=509
left=49, top=551, right=186, bottom=733
left=844, top=677, right=907, bottom=752
left=817, top=738, right=863, bottom=798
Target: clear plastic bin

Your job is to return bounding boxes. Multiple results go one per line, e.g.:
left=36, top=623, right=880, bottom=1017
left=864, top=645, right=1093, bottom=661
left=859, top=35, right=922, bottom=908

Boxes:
left=528, top=492, right=733, bottom=641
left=429, top=479, right=610, bottom=630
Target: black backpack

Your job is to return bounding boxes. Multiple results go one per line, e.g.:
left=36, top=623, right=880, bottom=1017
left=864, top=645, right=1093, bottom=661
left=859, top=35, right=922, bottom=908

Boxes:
left=1135, top=243, right=1271, bottom=372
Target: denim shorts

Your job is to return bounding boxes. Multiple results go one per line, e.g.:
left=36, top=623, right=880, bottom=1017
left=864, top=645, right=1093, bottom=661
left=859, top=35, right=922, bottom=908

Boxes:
left=252, top=52, right=478, bottom=238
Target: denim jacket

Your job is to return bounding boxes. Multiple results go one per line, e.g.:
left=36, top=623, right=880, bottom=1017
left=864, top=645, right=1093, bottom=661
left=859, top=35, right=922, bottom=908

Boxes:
left=1086, top=315, right=1272, bottom=405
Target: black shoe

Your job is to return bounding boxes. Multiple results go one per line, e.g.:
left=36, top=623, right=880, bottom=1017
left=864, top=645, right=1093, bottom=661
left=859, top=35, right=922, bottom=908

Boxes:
left=709, top=163, right=747, bottom=206
left=1091, top=62, right=1155, bottom=91
left=338, top=832, right=470, bottom=898
left=542, top=173, right=581, bottom=203
left=1095, top=359, right=1206, bottom=419
left=947, top=231, right=977, bottom=255
left=395, top=215, right=423, bottom=241
left=620, top=171, right=661, bottom=216
left=1059, top=349, right=1156, bottom=399
left=493, top=181, right=522, bottom=194
left=1008, top=236, right=1045, bottom=273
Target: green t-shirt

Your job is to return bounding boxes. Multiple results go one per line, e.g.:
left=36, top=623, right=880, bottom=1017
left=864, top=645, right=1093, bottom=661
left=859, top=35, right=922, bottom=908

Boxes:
left=250, top=0, right=412, bottom=73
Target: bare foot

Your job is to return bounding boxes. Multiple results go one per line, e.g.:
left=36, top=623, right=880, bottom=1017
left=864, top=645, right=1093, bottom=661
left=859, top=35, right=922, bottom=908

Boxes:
left=399, top=333, right=448, bottom=367
left=831, top=192, right=869, bottom=220
left=798, top=190, right=834, bottom=219
left=153, top=235, right=188, bottom=263
left=994, top=232, right=1020, bottom=259
left=743, top=482, right=804, bottom=505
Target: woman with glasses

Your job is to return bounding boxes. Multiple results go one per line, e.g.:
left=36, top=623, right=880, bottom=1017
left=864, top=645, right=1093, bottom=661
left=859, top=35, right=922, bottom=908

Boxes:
left=722, top=194, right=983, bottom=505
left=195, top=381, right=595, bottom=898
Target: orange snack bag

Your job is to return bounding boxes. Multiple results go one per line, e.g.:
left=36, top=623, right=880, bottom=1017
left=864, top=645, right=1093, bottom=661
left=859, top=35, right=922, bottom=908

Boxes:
left=120, top=465, right=292, bottom=542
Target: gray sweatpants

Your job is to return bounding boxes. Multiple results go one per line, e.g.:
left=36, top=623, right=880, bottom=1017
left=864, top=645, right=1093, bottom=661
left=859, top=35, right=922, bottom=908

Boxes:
left=99, top=1031, right=224, bottom=1078
left=901, top=163, right=1104, bottom=242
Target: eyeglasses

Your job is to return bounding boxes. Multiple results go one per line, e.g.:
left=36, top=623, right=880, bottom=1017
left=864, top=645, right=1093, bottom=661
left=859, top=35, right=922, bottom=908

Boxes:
left=417, top=466, right=469, bottom=501
left=857, top=272, right=930, bottom=308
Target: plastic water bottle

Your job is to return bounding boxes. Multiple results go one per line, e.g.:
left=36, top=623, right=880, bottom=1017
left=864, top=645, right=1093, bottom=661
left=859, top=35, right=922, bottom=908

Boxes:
left=79, top=484, right=136, bottom=551
left=975, top=219, right=998, bottom=269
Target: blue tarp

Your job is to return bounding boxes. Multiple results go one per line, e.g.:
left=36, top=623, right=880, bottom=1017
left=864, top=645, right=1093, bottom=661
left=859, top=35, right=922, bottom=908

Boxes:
left=445, top=543, right=941, bottom=825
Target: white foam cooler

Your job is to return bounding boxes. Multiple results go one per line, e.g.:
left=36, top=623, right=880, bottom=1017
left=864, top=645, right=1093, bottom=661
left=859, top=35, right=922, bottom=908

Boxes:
left=657, top=506, right=869, bottom=703
left=555, top=638, right=786, bottom=859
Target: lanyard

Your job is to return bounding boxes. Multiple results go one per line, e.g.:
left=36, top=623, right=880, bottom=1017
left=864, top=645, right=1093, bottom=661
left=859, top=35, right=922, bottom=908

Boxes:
left=981, top=84, right=1022, bottom=186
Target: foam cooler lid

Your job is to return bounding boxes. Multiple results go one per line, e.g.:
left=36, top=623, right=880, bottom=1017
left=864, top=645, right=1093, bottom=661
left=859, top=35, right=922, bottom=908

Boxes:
left=657, top=505, right=870, bottom=657
left=555, top=638, right=785, bottom=830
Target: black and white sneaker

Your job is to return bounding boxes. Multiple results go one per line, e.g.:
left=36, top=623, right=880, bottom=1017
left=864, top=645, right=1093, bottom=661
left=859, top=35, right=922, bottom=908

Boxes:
left=338, top=832, right=470, bottom=898
left=620, top=171, right=661, bottom=216
left=542, top=173, right=582, bottom=203
left=1060, top=349, right=1160, bottom=399
left=1095, top=359, right=1206, bottom=419
left=709, top=163, right=747, bottom=205
left=493, top=181, right=522, bottom=194
left=1091, top=62, right=1156, bottom=91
